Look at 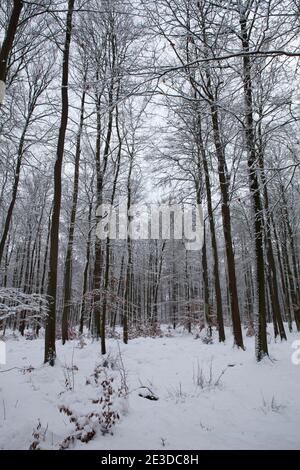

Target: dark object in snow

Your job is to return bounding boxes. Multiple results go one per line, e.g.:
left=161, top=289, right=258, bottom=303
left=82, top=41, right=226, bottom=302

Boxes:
left=138, top=386, right=159, bottom=401
left=138, top=392, right=159, bottom=401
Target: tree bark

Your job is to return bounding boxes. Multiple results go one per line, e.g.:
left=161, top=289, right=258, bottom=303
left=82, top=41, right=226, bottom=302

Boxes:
left=210, top=102, right=244, bottom=349
left=197, top=116, right=225, bottom=342
left=123, top=153, right=133, bottom=345
left=100, top=91, right=122, bottom=353
left=240, top=11, right=268, bottom=360
left=257, top=123, right=286, bottom=341
left=44, top=0, right=75, bottom=365
left=62, top=72, right=86, bottom=344
left=79, top=201, right=93, bottom=334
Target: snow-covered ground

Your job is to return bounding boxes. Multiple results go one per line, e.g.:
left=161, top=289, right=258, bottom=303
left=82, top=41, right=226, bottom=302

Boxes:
left=0, top=326, right=300, bottom=450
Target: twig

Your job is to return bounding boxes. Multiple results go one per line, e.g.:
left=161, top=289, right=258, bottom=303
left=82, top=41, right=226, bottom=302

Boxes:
left=214, top=367, right=227, bottom=387
left=0, top=367, right=23, bottom=373
left=71, top=347, right=75, bottom=391
left=2, top=399, right=6, bottom=420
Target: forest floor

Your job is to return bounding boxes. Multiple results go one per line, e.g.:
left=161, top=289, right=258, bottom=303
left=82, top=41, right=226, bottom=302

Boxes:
left=0, top=325, right=300, bottom=450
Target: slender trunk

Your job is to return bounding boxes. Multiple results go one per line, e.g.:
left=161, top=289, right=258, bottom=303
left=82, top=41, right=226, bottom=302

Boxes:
left=34, top=229, right=42, bottom=293
left=197, top=117, right=225, bottom=341
left=257, top=126, right=286, bottom=341
left=272, top=218, right=293, bottom=331
left=123, top=153, right=133, bottom=345
left=62, top=74, right=86, bottom=344
left=44, top=0, right=75, bottom=365
left=202, top=223, right=212, bottom=336
left=79, top=201, right=93, bottom=334
left=210, top=102, right=244, bottom=348
left=245, top=264, right=254, bottom=331
left=240, top=12, right=267, bottom=360
left=100, top=95, right=122, bottom=353
left=111, top=253, right=125, bottom=329
left=19, top=228, right=32, bottom=335
left=2, top=231, right=11, bottom=287
left=280, top=183, right=300, bottom=306
left=12, top=246, right=20, bottom=288
left=41, top=209, right=52, bottom=295
left=101, top=241, right=110, bottom=354
left=93, top=68, right=115, bottom=339
left=152, top=241, right=166, bottom=325
left=280, top=209, right=300, bottom=331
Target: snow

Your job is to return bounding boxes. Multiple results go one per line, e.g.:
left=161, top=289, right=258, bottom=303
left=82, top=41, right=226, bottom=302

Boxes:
left=0, top=326, right=300, bottom=450
left=0, top=80, right=5, bottom=105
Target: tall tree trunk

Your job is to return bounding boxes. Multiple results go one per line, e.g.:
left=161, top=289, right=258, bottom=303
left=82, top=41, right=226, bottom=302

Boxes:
left=93, top=86, right=103, bottom=338
left=280, top=206, right=300, bottom=331
left=2, top=233, right=11, bottom=287
left=196, top=121, right=225, bottom=341
left=257, top=123, right=286, bottom=341
left=93, top=67, right=115, bottom=340
left=152, top=241, right=166, bottom=325
left=79, top=200, right=93, bottom=334
left=280, top=183, right=300, bottom=307
left=44, top=0, right=75, bottom=365
left=210, top=101, right=244, bottom=349
left=272, top=218, right=293, bottom=331
left=19, top=226, right=32, bottom=335
left=100, top=95, right=122, bottom=354
left=41, top=209, right=52, bottom=295
left=123, top=152, right=133, bottom=345
left=244, top=263, right=254, bottom=332
left=202, top=222, right=212, bottom=336
left=62, top=73, right=87, bottom=344
left=240, top=11, right=268, bottom=360
left=111, top=252, right=125, bottom=330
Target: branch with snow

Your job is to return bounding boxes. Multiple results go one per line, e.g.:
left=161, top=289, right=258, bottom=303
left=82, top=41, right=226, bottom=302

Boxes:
left=0, top=288, right=48, bottom=321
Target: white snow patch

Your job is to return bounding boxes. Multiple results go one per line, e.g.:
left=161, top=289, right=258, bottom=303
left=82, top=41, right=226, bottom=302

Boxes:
left=0, top=326, right=300, bottom=449
left=0, top=81, right=5, bottom=105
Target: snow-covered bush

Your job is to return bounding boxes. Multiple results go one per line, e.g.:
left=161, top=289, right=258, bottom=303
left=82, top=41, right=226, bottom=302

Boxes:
left=29, top=420, right=48, bottom=450
left=58, top=359, right=127, bottom=449
left=128, top=321, right=164, bottom=339
left=106, top=327, right=121, bottom=339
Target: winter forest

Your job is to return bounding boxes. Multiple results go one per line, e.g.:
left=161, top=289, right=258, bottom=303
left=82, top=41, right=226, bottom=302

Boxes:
left=0, top=0, right=300, bottom=451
